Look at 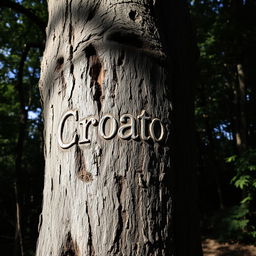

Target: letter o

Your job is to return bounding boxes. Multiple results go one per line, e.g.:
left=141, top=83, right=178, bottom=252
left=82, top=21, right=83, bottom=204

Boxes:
left=149, top=118, right=165, bottom=142
left=57, top=110, right=78, bottom=149
left=98, top=114, right=118, bottom=140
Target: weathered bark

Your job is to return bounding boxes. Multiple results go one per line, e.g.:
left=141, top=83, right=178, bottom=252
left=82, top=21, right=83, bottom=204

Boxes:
left=37, top=1, right=201, bottom=255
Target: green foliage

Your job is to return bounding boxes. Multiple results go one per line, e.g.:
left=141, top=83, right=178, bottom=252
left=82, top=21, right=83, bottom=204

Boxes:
left=208, top=203, right=256, bottom=243
left=226, top=149, right=256, bottom=242
left=209, top=205, right=250, bottom=242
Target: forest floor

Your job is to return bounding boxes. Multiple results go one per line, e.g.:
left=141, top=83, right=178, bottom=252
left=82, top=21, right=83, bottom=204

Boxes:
left=202, top=238, right=256, bottom=256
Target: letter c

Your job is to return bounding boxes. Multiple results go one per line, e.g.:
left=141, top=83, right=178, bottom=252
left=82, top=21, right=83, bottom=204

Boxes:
left=57, top=110, right=78, bottom=149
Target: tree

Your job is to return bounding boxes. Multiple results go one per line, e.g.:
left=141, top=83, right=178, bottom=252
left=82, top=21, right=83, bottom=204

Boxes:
left=35, top=0, right=201, bottom=255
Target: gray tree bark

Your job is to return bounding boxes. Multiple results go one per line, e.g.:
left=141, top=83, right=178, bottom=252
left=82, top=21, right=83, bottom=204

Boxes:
left=36, top=1, right=201, bottom=255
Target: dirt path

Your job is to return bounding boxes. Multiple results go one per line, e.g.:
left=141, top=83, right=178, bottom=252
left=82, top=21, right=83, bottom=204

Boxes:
left=203, top=239, right=256, bottom=256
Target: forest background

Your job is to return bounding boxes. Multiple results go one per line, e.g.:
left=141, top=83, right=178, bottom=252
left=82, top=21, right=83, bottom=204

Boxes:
left=0, top=0, right=255, bottom=255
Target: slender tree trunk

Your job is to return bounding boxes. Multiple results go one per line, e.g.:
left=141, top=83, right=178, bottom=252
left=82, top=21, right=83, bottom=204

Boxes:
left=199, top=83, right=224, bottom=210
left=13, top=183, right=24, bottom=256
left=36, top=1, right=201, bottom=255
left=204, top=117, right=224, bottom=209
left=234, top=63, right=247, bottom=153
left=13, top=44, right=32, bottom=256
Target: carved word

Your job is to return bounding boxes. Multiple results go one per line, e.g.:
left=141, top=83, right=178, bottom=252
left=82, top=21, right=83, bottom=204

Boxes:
left=58, top=110, right=165, bottom=149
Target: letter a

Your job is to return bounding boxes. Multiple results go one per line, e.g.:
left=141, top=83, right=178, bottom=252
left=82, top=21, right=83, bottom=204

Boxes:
left=118, top=114, right=138, bottom=140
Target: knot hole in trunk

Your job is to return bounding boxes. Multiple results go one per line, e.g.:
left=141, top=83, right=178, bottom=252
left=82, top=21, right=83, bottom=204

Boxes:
left=60, top=232, right=79, bottom=256
left=84, top=44, right=104, bottom=112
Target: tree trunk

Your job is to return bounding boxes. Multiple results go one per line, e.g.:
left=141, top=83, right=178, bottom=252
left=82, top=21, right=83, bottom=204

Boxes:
left=234, top=63, right=247, bottom=153
left=36, top=1, right=201, bottom=255
left=13, top=44, right=31, bottom=256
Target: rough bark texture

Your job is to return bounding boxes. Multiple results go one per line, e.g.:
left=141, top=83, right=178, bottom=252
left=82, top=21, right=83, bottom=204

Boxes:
left=37, top=1, right=201, bottom=255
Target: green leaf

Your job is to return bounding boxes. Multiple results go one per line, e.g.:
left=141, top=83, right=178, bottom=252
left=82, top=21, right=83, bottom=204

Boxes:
left=241, top=196, right=252, bottom=204
left=248, top=165, right=256, bottom=171
left=226, top=155, right=237, bottom=163
left=234, top=175, right=250, bottom=189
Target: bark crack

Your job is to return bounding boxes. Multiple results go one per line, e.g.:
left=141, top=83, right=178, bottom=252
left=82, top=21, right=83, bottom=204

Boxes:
left=84, top=44, right=104, bottom=113
left=60, top=232, right=80, bottom=256
left=108, top=1, right=150, bottom=9
left=86, top=202, right=95, bottom=256
left=60, top=70, right=67, bottom=98
left=59, top=165, right=62, bottom=184
left=73, top=35, right=92, bottom=53
left=63, top=0, right=69, bottom=33
left=68, top=0, right=75, bottom=102
left=109, top=175, right=126, bottom=254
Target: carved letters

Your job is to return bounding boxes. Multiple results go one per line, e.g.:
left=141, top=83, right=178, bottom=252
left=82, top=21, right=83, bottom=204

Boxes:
left=98, top=114, right=118, bottom=140
left=57, top=110, right=78, bottom=149
left=58, top=110, right=166, bottom=149
left=118, top=114, right=138, bottom=140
